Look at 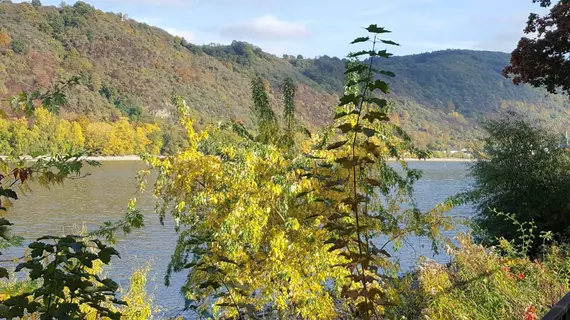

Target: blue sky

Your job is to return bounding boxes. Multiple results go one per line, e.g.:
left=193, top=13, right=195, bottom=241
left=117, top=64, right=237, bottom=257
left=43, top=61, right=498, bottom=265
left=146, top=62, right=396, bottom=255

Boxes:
left=31, top=0, right=547, bottom=58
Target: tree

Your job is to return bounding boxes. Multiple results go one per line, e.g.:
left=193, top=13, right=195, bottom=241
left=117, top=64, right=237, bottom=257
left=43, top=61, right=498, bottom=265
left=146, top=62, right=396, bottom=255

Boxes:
left=464, top=112, right=570, bottom=254
left=85, top=122, right=112, bottom=153
left=251, top=76, right=278, bottom=143
left=0, top=117, right=12, bottom=155
left=31, top=0, right=42, bottom=7
left=282, top=77, right=296, bottom=146
left=105, top=118, right=135, bottom=155
left=503, top=0, right=570, bottom=94
left=10, top=38, right=28, bottom=54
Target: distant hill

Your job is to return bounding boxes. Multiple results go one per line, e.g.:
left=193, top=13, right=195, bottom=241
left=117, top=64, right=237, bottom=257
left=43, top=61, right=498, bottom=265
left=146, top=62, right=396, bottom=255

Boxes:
left=1, top=1, right=569, bottom=150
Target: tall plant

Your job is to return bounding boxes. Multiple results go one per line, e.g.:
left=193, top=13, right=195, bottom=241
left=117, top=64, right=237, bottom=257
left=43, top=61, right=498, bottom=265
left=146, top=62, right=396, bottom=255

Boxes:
left=250, top=76, right=278, bottom=143
left=297, top=25, right=444, bottom=318
left=129, top=25, right=447, bottom=319
left=282, top=77, right=296, bottom=146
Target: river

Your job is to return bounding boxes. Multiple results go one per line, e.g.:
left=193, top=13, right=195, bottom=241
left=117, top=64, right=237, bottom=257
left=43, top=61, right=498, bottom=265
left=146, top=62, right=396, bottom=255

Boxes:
left=4, top=160, right=474, bottom=318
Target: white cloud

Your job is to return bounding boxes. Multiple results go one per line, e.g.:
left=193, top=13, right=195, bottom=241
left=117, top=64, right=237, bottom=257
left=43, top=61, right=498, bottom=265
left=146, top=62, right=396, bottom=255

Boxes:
left=219, top=15, right=310, bottom=41
left=165, top=27, right=196, bottom=42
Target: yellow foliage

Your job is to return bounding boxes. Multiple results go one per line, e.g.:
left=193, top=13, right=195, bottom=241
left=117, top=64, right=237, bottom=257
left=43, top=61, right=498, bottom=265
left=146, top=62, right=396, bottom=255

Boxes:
left=105, top=118, right=136, bottom=155
left=85, top=122, right=113, bottom=152
left=134, top=123, right=162, bottom=155
left=0, top=33, right=11, bottom=47
left=121, top=263, right=155, bottom=320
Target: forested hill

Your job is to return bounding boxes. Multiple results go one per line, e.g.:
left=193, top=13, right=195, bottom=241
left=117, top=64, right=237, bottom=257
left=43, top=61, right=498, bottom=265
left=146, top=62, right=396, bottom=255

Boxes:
left=1, top=1, right=569, bottom=151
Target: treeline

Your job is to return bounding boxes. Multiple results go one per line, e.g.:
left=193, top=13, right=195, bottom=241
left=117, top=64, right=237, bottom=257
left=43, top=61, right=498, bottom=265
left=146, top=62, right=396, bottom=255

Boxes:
left=0, top=108, right=163, bottom=156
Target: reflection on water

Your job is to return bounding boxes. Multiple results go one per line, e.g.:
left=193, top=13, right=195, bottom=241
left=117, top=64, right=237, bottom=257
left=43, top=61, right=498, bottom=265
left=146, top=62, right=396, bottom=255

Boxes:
left=4, top=160, right=473, bottom=318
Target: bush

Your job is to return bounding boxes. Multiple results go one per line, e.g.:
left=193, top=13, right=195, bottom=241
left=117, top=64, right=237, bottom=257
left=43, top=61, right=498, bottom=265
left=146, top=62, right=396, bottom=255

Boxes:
left=10, top=38, right=27, bottom=54
left=397, top=234, right=570, bottom=320
left=467, top=112, right=570, bottom=254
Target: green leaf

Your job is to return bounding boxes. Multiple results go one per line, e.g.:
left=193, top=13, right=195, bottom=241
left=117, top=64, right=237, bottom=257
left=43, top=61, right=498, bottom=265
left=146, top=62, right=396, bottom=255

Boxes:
left=339, top=93, right=361, bottom=106
left=337, top=123, right=354, bottom=133
left=326, top=140, right=348, bottom=150
left=362, top=127, right=377, bottom=137
left=351, top=36, right=370, bottom=44
left=373, top=50, right=393, bottom=58
left=363, top=110, right=389, bottom=123
left=334, top=111, right=348, bottom=120
left=0, top=218, right=13, bottom=227
left=368, top=80, right=390, bottom=94
left=336, top=157, right=359, bottom=169
left=99, top=247, right=120, bottom=264
left=0, top=267, right=8, bottom=279
left=101, top=278, right=119, bottom=292
left=0, top=188, right=18, bottom=200
left=365, top=24, right=391, bottom=34
left=344, top=64, right=368, bottom=74
left=364, top=178, right=382, bottom=187
left=347, top=50, right=372, bottom=58
left=199, top=280, right=221, bottom=290
left=381, top=39, right=400, bottom=46
left=363, top=98, right=388, bottom=108
left=378, top=70, right=396, bottom=77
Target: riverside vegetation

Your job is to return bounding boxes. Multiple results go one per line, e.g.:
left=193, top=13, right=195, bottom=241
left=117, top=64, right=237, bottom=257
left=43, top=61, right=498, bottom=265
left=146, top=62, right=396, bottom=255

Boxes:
left=1, top=1, right=570, bottom=320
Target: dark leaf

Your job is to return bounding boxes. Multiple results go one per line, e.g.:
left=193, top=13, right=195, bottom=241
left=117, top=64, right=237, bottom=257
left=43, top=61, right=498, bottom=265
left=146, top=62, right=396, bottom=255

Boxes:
left=344, top=64, right=368, bottom=74
left=326, top=140, right=348, bottom=150
left=0, top=188, right=18, bottom=200
left=365, top=24, right=391, bottom=34
left=362, top=127, right=377, bottom=137
left=381, top=39, right=400, bottom=46
left=368, top=80, right=390, bottom=94
left=364, top=178, right=382, bottom=187
left=335, top=157, right=359, bottom=169
left=351, top=36, right=370, bottom=44
left=0, top=267, right=8, bottom=279
left=339, top=94, right=361, bottom=106
left=363, top=110, right=389, bottom=123
left=337, top=123, right=354, bottom=133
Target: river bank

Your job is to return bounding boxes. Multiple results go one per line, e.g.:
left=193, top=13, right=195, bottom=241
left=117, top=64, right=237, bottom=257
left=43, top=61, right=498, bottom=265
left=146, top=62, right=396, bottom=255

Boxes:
left=2, top=155, right=475, bottom=162
left=87, top=156, right=475, bottom=162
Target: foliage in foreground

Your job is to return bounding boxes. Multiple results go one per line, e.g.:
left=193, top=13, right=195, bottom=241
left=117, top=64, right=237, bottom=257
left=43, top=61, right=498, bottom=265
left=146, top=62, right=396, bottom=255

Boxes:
left=399, top=231, right=570, bottom=320
left=0, top=79, right=130, bottom=319
left=127, top=26, right=451, bottom=319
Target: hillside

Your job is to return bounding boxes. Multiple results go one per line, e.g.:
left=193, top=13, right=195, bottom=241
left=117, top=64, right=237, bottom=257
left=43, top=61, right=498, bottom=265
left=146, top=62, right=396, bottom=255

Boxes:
left=1, top=1, right=569, bottom=151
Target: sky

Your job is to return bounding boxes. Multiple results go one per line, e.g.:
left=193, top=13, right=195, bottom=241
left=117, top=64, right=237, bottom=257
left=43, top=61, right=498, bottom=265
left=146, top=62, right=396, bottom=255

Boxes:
left=29, top=0, right=548, bottom=58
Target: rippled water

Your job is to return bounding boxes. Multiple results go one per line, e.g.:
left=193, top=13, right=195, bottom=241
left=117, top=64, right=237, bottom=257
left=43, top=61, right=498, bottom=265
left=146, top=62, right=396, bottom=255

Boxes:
left=4, top=160, right=474, bottom=318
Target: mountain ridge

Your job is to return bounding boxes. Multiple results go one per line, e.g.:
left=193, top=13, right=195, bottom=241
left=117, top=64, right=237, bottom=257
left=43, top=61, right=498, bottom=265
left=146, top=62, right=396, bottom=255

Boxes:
left=1, top=1, right=569, bottom=150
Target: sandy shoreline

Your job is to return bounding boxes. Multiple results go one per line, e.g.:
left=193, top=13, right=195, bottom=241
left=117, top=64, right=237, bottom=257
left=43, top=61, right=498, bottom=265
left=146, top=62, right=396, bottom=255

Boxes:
left=2, top=155, right=475, bottom=162
left=85, top=156, right=474, bottom=162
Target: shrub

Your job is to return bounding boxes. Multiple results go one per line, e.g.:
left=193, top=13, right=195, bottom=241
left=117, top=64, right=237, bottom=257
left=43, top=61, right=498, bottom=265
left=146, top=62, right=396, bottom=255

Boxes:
left=466, top=112, right=570, bottom=253
left=398, top=234, right=570, bottom=320
left=10, top=38, right=27, bottom=54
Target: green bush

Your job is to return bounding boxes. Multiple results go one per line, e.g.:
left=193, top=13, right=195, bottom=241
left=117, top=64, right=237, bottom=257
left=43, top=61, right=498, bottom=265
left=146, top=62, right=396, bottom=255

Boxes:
left=467, top=112, right=570, bottom=254
left=10, top=38, right=27, bottom=54
left=396, top=234, right=569, bottom=320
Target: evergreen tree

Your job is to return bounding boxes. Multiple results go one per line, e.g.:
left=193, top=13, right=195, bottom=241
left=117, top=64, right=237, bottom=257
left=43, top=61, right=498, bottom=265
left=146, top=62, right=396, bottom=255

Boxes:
left=251, top=76, right=278, bottom=143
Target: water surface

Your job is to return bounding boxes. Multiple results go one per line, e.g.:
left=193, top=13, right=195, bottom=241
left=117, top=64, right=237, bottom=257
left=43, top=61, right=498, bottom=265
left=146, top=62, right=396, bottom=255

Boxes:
left=4, top=160, right=473, bottom=318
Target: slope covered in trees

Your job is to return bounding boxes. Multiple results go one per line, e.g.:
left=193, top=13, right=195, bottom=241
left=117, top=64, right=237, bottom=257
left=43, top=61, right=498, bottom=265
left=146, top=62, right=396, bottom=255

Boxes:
left=1, top=1, right=569, bottom=152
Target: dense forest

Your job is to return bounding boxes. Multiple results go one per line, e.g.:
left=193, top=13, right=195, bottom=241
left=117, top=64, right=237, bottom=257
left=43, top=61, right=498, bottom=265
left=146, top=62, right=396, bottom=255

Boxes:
left=1, top=1, right=570, bottom=153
